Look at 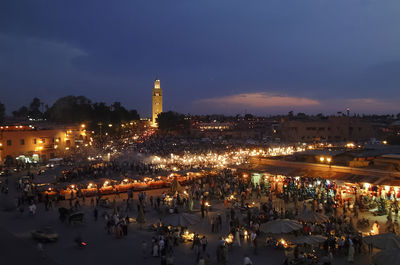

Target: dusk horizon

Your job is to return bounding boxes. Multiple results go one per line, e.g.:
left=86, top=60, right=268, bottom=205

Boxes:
left=1, top=0, right=400, bottom=116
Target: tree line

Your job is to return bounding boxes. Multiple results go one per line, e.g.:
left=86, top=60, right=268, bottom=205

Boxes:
left=0, top=96, right=140, bottom=126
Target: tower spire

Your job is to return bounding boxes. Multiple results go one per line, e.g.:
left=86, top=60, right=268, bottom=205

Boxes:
left=152, top=78, right=163, bottom=126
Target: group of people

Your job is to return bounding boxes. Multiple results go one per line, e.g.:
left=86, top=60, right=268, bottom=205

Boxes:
left=104, top=212, right=130, bottom=238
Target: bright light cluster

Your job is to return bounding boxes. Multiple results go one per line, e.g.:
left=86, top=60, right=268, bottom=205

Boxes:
left=150, top=146, right=304, bottom=170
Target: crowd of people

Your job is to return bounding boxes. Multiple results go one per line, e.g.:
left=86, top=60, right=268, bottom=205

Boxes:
left=3, top=133, right=399, bottom=265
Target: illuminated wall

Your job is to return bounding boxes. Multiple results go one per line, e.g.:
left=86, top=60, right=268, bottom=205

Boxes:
left=152, top=79, right=163, bottom=125
left=0, top=124, right=90, bottom=162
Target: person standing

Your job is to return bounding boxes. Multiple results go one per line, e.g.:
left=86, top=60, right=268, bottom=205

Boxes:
left=250, top=232, right=257, bottom=254
left=217, top=214, right=222, bottom=232
left=235, top=229, right=241, bottom=247
left=29, top=202, right=37, bottom=215
left=150, top=196, right=154, bottom=208
left=201, top=236, right=208, bottom=253
left=348, top=238, right=355, bottom=263
left=198, top=256, right=205, bottom=265
left=141, top=241, right=148, bottom=258
left=94, top=207, right=98, bottom=221
left=153, top=240, right=159, bottom=257
left=37, top=242, right=45, bottom=259
left=193, top=234, right=201, bottom=261
left=372, top=221, right=380, bottom=235
left=353, top=205, right=358, bottom=218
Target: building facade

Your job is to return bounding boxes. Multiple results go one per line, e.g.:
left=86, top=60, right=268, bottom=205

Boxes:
left=279, top=116, right=375, bottom=143
left=0, top=124, right=90, bottom=163
left=152, top=78, right=163, bottom=125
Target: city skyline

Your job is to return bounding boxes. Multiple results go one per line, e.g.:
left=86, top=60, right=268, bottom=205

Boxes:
left=1, top=0, right=400, bottom=116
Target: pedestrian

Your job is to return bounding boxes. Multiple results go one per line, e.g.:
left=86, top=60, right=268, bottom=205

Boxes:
left=201, top=236, right=208, bottom=253
left=153, top=241, right=159, bottom=257
left=348, top=239, right=355, bottom=263
left=142, top=240, right=148, bottom=258
left=373, top=221, right=380, bottom=235
left=354, top=205, right=358, bottom=218
left=94, top=207, right=98, bottom=221
left=122, top=219, right=128, bottom=236
left=243, top=255, right=253, bottom=265
left=193, top=234, right=201, bottom=261
left=250, top=232, right=257, bottom=254
left=235, top=229, right=241, bottom=247
left=217, top=214, right=222, bottom=232
left=115, top=224, right=122, bottom=239
left=166, top=254, right=174, bottom=265
left=29, top=203, right=37, bottom=215
left=161, top=255, right=167, bottom=265
left=37, top=242, right=45, bottom=259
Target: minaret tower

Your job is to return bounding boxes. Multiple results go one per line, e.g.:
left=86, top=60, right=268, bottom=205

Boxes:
left=152, top=78, right=163, bottom=125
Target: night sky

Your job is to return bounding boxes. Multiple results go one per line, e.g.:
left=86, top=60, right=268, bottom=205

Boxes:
left=1, top=0, right=400, bottom=117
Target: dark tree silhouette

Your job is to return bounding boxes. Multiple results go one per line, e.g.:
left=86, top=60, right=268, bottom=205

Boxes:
left=12, top=106, right=29, bottom=118
left=156, top=111, right=190, bottom=133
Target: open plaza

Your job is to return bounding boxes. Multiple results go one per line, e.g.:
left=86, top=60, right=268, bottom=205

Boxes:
left=1, top=138, right=400, bottom=265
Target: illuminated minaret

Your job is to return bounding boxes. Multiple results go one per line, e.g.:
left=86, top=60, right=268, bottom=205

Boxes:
left=152, top=78, right=163, bottom=125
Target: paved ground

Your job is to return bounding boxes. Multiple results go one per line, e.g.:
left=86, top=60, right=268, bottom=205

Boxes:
left=0, top=168, right=384, bottom=265
left=0, top=226, right=60, bottom=265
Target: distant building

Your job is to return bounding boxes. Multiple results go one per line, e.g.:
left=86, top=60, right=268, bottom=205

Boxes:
left=197, top=122, right=233, bottom=131
left=279, top=116, right=374, bottom=143
left=152, top=78, right=163, bottom=125
left=190, top=118, right=276, bottom=140
left=389, top=120, right=400, bottom=136
left=0, top=124, right=90, bottom=163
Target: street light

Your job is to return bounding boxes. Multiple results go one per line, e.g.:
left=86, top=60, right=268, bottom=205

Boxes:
left=320, top=157, right=325, bottom=162
left=326, top=157, right=332, bottom=168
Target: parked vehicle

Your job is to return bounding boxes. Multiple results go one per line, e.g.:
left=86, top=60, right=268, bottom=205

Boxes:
left=31, top=227, right=58, bottom=242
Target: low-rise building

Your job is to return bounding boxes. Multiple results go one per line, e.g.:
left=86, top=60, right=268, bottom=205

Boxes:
left=279, top=116, right=374, bottom=143
left=0, top=124, right=90, bottom=163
